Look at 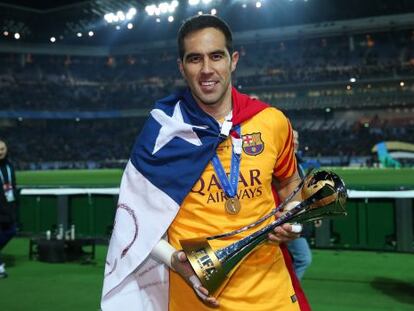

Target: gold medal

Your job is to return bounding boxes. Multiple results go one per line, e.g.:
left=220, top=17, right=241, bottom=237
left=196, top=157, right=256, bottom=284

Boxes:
left=225, top=198, right=241, bottom=215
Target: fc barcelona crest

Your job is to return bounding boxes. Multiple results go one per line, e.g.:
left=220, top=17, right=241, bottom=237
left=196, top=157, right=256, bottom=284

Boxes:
left=242, top=132, right=264, bottom=156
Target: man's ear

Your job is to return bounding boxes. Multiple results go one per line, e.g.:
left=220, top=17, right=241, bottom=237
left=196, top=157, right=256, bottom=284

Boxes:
left=230, top=51, right=239, bottom=73
left=177, top=58, right=185, bottom=78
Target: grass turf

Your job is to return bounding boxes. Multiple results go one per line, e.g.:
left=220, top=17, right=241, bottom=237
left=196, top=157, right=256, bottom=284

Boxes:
left=330, top=167, right=414, bottom=191
left=9, top=168, right=414, bottom=309
left=16, top=168, right=414, bottom=190
left=1, top=238, right=413, bottom=310
left=303, top=250, right=414, bottom=311
left=17, top=169, right=123, bottom=188
left=0, top=238, right=105, bottom=311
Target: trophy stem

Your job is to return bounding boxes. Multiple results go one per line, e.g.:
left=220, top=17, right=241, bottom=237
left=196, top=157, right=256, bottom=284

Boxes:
left=207, top=172, right=311, bottom=241
left=216, top=179, right=346, bottom=265
left=216, top=199, right=310, bottom=262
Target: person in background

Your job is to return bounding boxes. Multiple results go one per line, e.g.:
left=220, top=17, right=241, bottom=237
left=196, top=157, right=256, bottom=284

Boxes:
left=101, top=15, right=311, bottom=311
left=0, top=138, right=18, bottom=279
left=287, top=130, right=321, bottom=281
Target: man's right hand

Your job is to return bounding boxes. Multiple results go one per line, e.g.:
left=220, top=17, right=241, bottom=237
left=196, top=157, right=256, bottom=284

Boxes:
left=171, top=251, right=219, bottom=308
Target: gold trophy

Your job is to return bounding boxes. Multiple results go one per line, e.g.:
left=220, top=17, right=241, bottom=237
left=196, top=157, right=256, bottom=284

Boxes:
left=180, top=170, right=347, bottom=296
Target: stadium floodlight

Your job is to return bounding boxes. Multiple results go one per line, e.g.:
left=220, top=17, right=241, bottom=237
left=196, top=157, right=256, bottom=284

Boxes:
left=50, top=36, right=56, bottom=43
left=156, top=18, right=161, bottom=22
left=128, top=7, right=137, bottom=16
left=155, top=0, right=177, bottom=14
left=115, top=25, right=121, bottom=30
left=189, top=0, right=200, bottom=6
left=159, top=2, right=169, bottom=14
left=198, top=10, right=203, bottom=15
left=127, top=23, right=134, bottom=29
left=145, top=5, right=156, bottom=16
left=77, top=32, right=82, bottom=37
left=146, top=1, right=178, bottom=16
left=256, top=1, right=262, bottom=8
left=3, top=31, right=9, bottom=36
left=117, top=11, right=126, bottom=21
left=88, top=31, right=94, bottom=37
left=202, top=0, right=212, bottom=4
left=168, top=15, right=174, bottom=22
left=168, top=2, right=177, bottom=13
left=242, top=3, right=247, bottom=8
left=14, top=33, right=20, bottom=39
left=104, top=13, right=114, bottom=23
left=211, top=8, right=217, bottom=15
left=126, top=13, right=134, bottom=20
left=400, top=81, right=405, bottom=87
left=349, top=77, right=356, bottom=83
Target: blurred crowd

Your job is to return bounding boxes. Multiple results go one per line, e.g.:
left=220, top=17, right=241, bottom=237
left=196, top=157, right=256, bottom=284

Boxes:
left=0, top=29, right=413, bottom=169
left=1, top=114, right=411, bottom=170
left=1, top=29, right=414, bottom=111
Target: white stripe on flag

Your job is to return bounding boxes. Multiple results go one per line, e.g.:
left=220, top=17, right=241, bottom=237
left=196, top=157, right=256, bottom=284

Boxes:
left=102, top=161, right=180, bottom=310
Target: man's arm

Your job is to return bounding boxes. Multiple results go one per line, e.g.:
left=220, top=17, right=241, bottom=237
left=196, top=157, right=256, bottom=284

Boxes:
left=150, top=239, right=219, bottom=307
left=268, top=171, right=303, bottom=243
left=273, top=170, right=302, bottom=203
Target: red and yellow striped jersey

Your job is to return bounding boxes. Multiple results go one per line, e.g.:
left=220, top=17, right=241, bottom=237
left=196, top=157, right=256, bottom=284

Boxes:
left=168, top=107, right=300, bottom=311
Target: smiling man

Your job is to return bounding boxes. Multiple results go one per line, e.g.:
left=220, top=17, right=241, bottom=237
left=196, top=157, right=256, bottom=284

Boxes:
left=102, top=15, right=310, bottom=311
left=177, top=24, right=238, bottom=120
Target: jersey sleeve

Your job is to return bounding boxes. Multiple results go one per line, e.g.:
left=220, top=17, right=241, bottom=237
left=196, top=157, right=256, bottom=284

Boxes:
left=272, top=114, right=297, bottom=180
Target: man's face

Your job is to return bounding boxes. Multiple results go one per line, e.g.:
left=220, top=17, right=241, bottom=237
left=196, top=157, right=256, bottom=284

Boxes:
left=179, top=27, right=239, bottom=108
left=0, top=141, right=7, bottom=160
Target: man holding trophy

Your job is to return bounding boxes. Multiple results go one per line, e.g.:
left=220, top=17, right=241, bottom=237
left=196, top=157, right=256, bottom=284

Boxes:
left=102, top=14, right=346, bottom=311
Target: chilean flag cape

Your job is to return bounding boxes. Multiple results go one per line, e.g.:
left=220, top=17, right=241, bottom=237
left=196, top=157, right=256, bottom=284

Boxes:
left=101, top=87, right=309, bottom=310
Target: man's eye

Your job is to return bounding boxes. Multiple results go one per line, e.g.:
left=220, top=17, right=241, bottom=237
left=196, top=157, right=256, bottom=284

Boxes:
left=188, top=56, right=201, bottom=63
left=211, top=54, right=223, bottom=61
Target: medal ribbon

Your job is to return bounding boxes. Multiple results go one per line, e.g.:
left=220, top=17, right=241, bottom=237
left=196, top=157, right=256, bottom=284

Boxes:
left=0, top=164, right=15, bottom=202
left=211, top=125, right=241, bottom=199
left=0, top=164, right=12, bottom=185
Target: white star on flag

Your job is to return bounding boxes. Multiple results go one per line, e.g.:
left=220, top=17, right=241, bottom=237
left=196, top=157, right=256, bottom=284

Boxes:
left=150, top=101, right=208, bottom=154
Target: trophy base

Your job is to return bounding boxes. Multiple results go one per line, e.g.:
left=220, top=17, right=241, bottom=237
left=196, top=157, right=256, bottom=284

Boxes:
left=180, top=237, right=228, bottom=297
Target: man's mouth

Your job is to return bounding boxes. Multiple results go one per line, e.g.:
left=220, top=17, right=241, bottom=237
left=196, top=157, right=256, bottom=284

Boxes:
left=199, top=80, right=218, bottom=93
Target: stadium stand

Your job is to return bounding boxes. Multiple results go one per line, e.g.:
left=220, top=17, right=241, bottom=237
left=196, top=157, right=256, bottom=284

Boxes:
left=0, top=2, right=413, bottom=169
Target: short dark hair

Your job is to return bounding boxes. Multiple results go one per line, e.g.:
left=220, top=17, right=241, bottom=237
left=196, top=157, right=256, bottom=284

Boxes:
left=177, top=14, right=233, bottom=61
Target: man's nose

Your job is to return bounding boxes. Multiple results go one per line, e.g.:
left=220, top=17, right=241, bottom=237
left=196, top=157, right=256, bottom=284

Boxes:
left=201, top=58, right=213, bottom=74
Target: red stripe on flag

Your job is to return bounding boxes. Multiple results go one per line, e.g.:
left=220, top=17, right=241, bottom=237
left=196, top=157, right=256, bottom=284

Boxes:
left=280, top=244, right=312, bottom=311
left=271, top=185, right=311, bottom=311
left=231, top=87, right=269, bottom=126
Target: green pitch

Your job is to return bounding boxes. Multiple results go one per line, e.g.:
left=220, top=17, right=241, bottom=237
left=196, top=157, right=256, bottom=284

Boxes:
left=17, top=169, right=123, bottom=187
left=16, top=167, right=414, bottom=190
left=329, top=167, right=414, bottom=190
left=0, top=238, right=413, bottom=311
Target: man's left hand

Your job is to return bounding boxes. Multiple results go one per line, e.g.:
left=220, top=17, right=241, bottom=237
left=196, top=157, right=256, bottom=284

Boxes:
left=268, top=215, right=301, bottom=243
